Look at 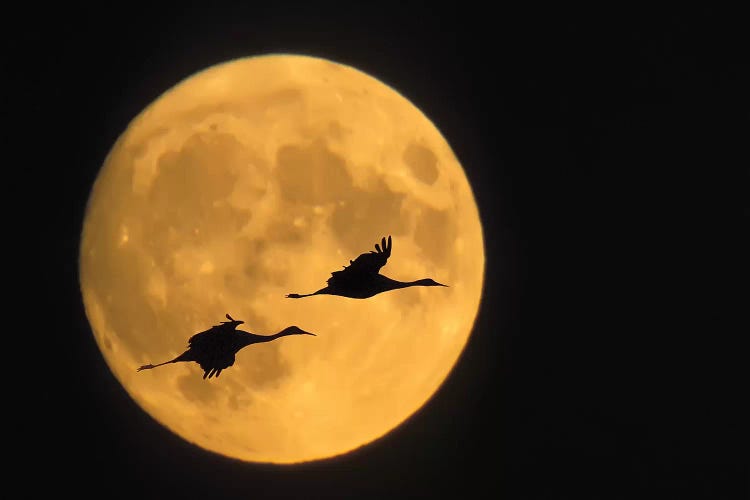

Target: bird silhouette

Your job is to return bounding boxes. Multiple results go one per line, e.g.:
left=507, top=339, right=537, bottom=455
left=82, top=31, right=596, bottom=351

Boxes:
left=136, top=314, right=315, bottom=379
left=285, top=235, right=448, bottom=299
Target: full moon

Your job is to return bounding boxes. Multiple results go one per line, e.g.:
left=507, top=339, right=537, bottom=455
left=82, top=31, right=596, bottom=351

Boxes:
left=79, top=54, right=485, bottom=464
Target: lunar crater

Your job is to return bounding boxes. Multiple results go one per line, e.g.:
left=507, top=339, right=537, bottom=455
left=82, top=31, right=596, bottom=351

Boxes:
left=403, top=142, right=439, bottom=185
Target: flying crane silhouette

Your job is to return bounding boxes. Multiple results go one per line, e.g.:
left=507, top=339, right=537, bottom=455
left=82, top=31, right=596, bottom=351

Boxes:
left=285, top=235, right=448, bottom=299
left=136, top=314, right=315, bottom=379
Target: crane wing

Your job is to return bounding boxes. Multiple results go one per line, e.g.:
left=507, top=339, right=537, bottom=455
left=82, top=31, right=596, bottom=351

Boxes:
left=199, top=353, right=236, bottom=379
left=188, top=316, right=239, bottom=348
left=327, top=236, right=392, bottom=286
left=186, top=317, right=243, bottom=379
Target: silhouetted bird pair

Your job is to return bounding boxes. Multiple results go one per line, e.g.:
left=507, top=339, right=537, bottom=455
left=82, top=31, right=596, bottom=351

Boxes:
left=137, top=236, right=447, bottom=379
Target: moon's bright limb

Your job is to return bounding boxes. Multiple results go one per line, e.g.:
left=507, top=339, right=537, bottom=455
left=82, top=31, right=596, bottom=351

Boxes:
left=79, top=54, right=485, bottom=464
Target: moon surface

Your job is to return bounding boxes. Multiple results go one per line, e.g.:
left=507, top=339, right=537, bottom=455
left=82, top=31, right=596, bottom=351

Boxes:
left=79, top=54, right=485, bottom=464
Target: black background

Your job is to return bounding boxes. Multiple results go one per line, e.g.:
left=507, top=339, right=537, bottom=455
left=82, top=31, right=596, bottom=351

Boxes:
left=8, top=4, right=746, bottom=499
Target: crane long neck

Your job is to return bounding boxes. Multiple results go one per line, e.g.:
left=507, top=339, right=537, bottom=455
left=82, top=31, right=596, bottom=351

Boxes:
left=239, top=330, right=293, bottom=347
left=381, top=276, right=427, bottom=289
left=264, top=332, right=289, bottom=342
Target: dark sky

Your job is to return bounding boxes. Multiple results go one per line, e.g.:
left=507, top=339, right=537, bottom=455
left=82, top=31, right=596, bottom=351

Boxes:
left=9, top=4, right=746, bottom=499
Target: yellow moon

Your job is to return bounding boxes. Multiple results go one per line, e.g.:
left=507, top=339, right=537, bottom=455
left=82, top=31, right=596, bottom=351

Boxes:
left=79, top=53, right=485, bottom=464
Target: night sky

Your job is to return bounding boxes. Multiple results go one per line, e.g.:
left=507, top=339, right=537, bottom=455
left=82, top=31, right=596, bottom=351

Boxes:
left=10, top=5, right=745, bottom=498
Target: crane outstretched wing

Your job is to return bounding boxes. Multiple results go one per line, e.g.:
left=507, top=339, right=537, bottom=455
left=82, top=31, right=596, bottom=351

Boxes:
left=187, top=314, right=244, bottom=379
left=199, top=353, right=236, bottom=379
left=188, top=314, right=242, bottom=348
left=327, top=236, right=392, bottom=286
